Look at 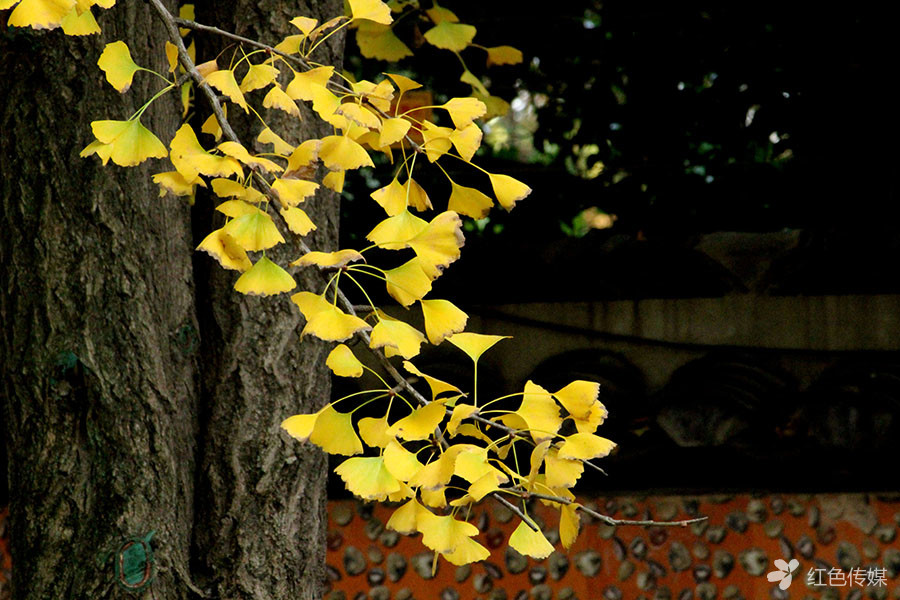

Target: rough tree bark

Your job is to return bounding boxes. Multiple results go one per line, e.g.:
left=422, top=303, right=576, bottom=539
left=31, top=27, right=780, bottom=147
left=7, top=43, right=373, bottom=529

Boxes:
left=189, top=1, right=343, bottom=598
left=0, top=0, right=342, bottom=598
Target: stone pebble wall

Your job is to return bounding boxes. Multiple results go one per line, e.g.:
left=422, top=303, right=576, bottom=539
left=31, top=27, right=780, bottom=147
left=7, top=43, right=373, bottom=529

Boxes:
left=325, top=494, right=900, bottom=600
left=2, top=495, right=900, bottom=599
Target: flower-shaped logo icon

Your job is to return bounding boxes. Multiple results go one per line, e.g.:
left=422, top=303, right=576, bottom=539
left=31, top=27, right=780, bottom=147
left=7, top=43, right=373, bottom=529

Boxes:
left=767, top=558, right=800, bottom=590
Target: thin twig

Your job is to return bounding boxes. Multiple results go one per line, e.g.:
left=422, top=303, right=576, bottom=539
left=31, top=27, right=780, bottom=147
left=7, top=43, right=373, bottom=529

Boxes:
left=174, top=17, right=318, bottom=77
left=491, top=493, right=538, bottom=532
left=523, top=491, right=708, bottom=527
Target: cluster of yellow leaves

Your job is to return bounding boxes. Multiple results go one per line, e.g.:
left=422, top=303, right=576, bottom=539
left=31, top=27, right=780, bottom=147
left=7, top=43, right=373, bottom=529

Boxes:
left=75, top=11, right=529, bottom=299
left=8, top=0, right=586, bottom=569
left=283, top=334, right=616, bottom=566
left=0, top=0, right=114, bottom=34
left=352, top=1, right=523, bottom=114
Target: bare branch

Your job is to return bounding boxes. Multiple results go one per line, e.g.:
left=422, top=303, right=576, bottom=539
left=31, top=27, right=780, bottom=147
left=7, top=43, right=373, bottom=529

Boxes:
left=491, top=493, right=539, bottom=532
left=522, top=491, right=708, bottom=528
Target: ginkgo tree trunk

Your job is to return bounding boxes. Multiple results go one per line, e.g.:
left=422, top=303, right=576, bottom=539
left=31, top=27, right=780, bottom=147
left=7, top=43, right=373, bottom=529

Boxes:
left=0, top=1, right=340, bottom=599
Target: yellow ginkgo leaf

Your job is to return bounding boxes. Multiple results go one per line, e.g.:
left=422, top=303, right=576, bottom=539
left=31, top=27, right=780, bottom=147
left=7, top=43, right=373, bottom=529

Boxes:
left=79, top=140, right=113, bottom=165
left=289, top=15, right=317, bottom=34
left=218, top=141, right=283, bottom=173
left=388, top=481, right=414, bottom=503
left=387, top=498, right=431, bottom=534
left=285, top=139, right=321, bottom=176
left=272, top=178, right=319, bottom=207
left=262, top=85, right=301, bottom=117
left=201, top=110, right=224, bottom=141
left=7, top=0, right=74, bottom=29
left=408, top=211, right=464, bottom=278
left=488, top=172, right=532, bottom=211
left=425, top=6, right=458, bottom=24
left=348, top=0, right=391, bottom=24
left=527, top=440, right=552, bottom=487
left=447, top=404, right=478, bottom=436
left=557, top=432, right=616, bottom=461
left=319, top=135, right=374, bottom=171
left=460, top=70, right=489, bottom=97
left=211, top=179, right=265, bottom=203
left=195, top=58, right=218, bottom=79
left=310, top=403, right=364, bottom=455
left=222, top=209, right=284, bottom=252
left=384, top=258, right=433, bottom=307
left=326, top=344, right=364, bottom=378
left=273, top=34, right=303, bottom=55
left=89, top=119, right=167, bottom=167
left=454, top=423, right=492, bottom=445
left=559, top=504, right=581, bottom=550
left=356, top=21, right=412, bottom=61
left=383, top=439, right=424, bottom=481
left=385, top=72, right=422, bottom=94
left=442, top=97, right=487, bottom=130
left=449, top=122, right=482, bottom=162
left=351, top=78, right=394, bottom=113
left=196, top=228, right=252, bottom=272
left=370, top=178, right=407, bottom=217
left=380, top=117, right=412, bottom=147
left=554, top=380, right=601, bottom=420
left=448, top=181, right=493, bottom=219
left=466, top=471, right=505, bottom=502
left=404, top=178, right=432, bottom=212
left=447, top=332, right=510, bottom=363
left=544, top=448, right=585, bottom=489
left=366, top=209, right=428, bottom=250
left=233, top=256, right=296, bottom=296
left=441, top=536, right=490, bottom=566
left=257, top=127, right=294, bottom=156
left=239, top=63, right=278, bottom=93
left=335, top=456, right=401, bottom=501
left=280, top=206, right=317, bottom=236
left=420, top=299, right=468, bottom=345
left=418, top=512, right=479, bottom=554
left=215, top=199, right=259, bottom=218
left=292, top=291, right=371, bottom=342
left=337, top=102, right=382, bottom=130
left=486, top=45, right=524, bottom=66
left=388, top=401, right=445, bottom=441
left=170, top=124, right=242, bottom=179
left=152, top=171, right=206, bottom=197
left=515, top=381, right=562, bottom=443
left=281, top=406, right=325, bottom=442
left=370, top=312, right=426, bottom=359
left=573, top=401, right=609, bottom=435
left=423, top=20, right=476, bottom=52
left=508, top=520, right=555, bottom=559
left=205, top=69, right=248, bottom=112
left=291, top=249, right=363, bottom=269
left=60, top=6, right=99, bottom=35
left=421, top=121, right=453, bottom=163
left=309, top=85, right=349, bottom=129
left=285, top=65, right=334, bottom=101
left=178, top=3, right=193, bottom=31
left=408, top=445, right=468, bottom=490
left=323, top=169, right=345, bottom=193
left=165, top=41, right=178, bottom=73
left=454, top=447, right=507, bottom=486
left=358, top=413, right=393, bottom=449
left=402, top=361, right=463, bottom=401
left=420, top=487, right=447, bottom=509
